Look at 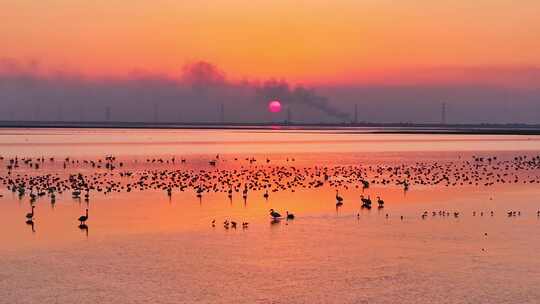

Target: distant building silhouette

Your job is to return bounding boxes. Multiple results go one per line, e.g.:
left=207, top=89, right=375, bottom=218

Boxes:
left=354, top=104, right=358, bottom=124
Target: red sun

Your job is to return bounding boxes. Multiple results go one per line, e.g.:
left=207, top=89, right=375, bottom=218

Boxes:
left=268, top=100, right=282, bottom=113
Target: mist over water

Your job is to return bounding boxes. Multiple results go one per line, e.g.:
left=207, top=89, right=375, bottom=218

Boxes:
left=2, top=58, right=540, bottom=124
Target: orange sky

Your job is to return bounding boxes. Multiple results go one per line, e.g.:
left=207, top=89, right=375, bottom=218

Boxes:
left=2, top=0, right=540, bottom=85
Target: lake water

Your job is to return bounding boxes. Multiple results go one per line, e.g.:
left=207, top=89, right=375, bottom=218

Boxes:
left=1, top=128, right=540, bottom=304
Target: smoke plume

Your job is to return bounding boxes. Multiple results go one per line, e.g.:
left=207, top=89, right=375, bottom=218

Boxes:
left=255, top=80, right=349, bottom=120
left=1, top=58, right=540, bottom=124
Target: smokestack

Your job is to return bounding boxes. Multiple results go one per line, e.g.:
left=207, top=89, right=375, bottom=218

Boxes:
left=441, top=102, right=447, bottom=125
left=255, top=81, right=349, bottom=122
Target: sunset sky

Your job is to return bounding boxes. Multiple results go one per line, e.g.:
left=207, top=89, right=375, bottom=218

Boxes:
left=2, top=0, right=540, bottom=85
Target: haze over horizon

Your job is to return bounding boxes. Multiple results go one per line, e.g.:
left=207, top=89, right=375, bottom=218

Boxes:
left=1, top=0, right=540, bottom=123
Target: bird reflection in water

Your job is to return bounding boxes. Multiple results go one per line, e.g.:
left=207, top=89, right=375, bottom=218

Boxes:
left=78, top=224, right=89, bottom=237
left=26, top=219, right=35, bottom=233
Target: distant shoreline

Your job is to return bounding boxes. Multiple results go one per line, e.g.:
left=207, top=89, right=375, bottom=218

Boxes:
left=2, top=120, right=540, bottom=135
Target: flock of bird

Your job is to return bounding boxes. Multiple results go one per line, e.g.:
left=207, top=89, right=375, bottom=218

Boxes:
left=2, top=153, right=540, bottom=234
left=213, top=208, right=296, bottom=230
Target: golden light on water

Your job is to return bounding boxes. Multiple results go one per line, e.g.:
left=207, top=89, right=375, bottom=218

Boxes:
left=2, top=129, right=540, bottom=303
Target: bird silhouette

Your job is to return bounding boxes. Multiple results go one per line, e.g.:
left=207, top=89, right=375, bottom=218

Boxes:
left=25, top=205, right=35, bottom=220
left=286, top=211, right=295, bottom=220
left=269, top=209, right=281, bottom=219
left=78, top=208, right=89, bottom=225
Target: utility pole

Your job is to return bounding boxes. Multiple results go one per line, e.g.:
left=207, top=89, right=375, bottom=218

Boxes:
left=220, top=103, right=225, bottom=124
left=34, top=103, right=41, bottom=121
left=57, top=103, right=63, bottom=121
left=79, top=105, right=85, bottom=121
left=153, top=103, right=159, bottom=123
left=286, top=107, right=292, bottom=124
left=105, top=106, right=111, bottom=122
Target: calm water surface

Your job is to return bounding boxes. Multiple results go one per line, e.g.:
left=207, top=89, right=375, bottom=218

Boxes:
left=1, top=128, right=540, bottom=304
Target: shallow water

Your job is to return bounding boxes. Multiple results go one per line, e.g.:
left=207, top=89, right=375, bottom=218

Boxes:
left=1, top=128, right=540, bottom=304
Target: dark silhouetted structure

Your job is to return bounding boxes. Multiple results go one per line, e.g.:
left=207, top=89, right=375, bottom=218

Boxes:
left=287, top=107, right=292, bottom=124
left=105, top=106, right=111, bottom=122
left=220, top=103, right=225, bottom=123
left=57, top=103, right=63, bottom=121
left=441, top=102, right=447, bottom=125
left=153, top=103, right=159, bottom=123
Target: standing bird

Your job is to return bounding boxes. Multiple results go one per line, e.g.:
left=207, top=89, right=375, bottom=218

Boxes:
left=335, top=190, right=343, bottom=203
left=196, top=187, right=203, bottom=199
left=26, top=219, right=35, bottom=233
left=78, top=209, right=89, bottom=225
left=336, top=190, right=344, bottom=207
left=269, top=209, right=281, bottom=219
left=377, top=196, right=384, bottom=208
left=361, top=180, right=370, bottom=190
left=26, top=205, right=35, bottom=220
left=360, top=195, right=371, bottom=209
